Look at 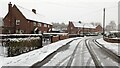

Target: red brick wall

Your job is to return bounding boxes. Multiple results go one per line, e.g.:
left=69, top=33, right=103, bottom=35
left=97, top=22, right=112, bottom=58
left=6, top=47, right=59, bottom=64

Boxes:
left=60, top=35, right=68, bottom=40
left=52, top=35, right=68, bottom=43
left=52, top=36, right=59, bottom=42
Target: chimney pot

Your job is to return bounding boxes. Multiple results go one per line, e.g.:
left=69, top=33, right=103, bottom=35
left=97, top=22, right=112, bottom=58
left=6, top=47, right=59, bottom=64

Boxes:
left=9, top=2, right=11, bottom=4
left=32, top=9, right=36, bottom=14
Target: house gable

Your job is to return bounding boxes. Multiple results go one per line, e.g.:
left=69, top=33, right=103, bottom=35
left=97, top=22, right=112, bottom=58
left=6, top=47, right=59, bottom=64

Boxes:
left=3, top=2, right=52, bottom=34
left=95, top=25, right=102, bottom=32
left=67, top=21, right=79, bottom=34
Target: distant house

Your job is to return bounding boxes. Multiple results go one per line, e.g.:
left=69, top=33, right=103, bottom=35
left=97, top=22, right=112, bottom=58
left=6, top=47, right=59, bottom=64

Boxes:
left=67, top=21, right=102, bottom=35
left=3, top=2, right=52, bottom=34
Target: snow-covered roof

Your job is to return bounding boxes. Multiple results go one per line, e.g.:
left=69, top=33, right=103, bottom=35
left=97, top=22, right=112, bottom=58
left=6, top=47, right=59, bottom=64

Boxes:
left=72, top=22, right=83, bottom=27
left=72, top=22, right=96, bottom=28
left=109, top=31, right=120, bottom=33
left=16, top=5, right=52, bottom=25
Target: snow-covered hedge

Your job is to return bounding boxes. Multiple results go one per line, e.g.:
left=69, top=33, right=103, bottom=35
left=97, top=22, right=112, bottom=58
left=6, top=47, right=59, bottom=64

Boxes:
left=1, top=34, right=42, bottom=57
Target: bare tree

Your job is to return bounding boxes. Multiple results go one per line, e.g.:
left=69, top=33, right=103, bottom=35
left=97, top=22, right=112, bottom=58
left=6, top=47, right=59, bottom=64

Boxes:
left=109, top=21, right=117, bottom=31
left=106, top=25, right=111, bottom=31
left=90, top=22, right=101, bottom=26
left=52, top=22, right=67, bottom=31
left=90, top=22, right=95, bottom=26
left=105, top=21, right=117, bottom=31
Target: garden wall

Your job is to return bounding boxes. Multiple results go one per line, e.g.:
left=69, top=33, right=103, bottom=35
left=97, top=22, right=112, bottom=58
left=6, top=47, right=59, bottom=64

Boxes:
left=60, top=35, right=69, bottom=40
left=104, top=37, right=120, bottom=43
left=52, top=36, right=59, bottom=43
left=52, top=35, right=69, bottom=43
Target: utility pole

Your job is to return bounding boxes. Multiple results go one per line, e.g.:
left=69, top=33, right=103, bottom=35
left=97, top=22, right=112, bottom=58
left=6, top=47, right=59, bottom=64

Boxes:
left=103, top=8, right=105, bottom=38
left=83, top=24, right=85, bottom=37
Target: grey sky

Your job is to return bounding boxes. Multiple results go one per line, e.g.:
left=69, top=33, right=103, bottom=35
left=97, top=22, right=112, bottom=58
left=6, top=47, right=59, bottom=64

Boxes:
left=0, top=0, right=119, bottom=25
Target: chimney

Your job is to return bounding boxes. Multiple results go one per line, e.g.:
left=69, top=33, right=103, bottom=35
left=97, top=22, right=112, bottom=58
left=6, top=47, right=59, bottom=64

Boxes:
left=32, top=9, right=36, bottom=14
left=8, top=2, right=12, bottom=12
left=69, top=21, right=72, bottom=23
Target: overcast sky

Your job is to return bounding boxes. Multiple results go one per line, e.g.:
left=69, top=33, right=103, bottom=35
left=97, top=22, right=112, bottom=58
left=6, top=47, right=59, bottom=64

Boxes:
left=0, top=0, right=119, bottom=25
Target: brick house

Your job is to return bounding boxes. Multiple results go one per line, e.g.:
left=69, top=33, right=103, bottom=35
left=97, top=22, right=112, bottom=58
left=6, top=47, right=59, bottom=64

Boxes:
left=3, top=2, right=52, bottom=34
left=67, top=21, right=102, bottom=35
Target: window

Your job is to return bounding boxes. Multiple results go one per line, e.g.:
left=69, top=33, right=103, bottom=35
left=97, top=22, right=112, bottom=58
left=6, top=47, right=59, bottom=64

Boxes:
left=38, top=23, right=41, bottom=27
left=28, top=21, right=30, bottom=23
left=48, top=25, right=50, bottom=28
left=16, top=30, right=18, bottom=33
left=16, top=20, right=20, bottom=25
left=8, top=30, right=11, bottom=33
left=39, top=31, right=41, bottom=33
left=33, top=22, right=36, bottom=26
left=44, top=24, right=47, bottom=27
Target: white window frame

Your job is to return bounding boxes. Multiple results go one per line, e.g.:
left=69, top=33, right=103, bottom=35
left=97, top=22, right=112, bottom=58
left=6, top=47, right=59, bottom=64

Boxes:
left=33, top=22, right=36, bottom=26
left=48, top=25, right=50, bottom=28
left=16, top=30, right=18, bottom=33
left=38, top=23, right=41, bottom=27
left=16, top=20, right=20, bottom=25
left=8, top=30, right=11, bottom=33
left=44, top=24, right=47, bottom=27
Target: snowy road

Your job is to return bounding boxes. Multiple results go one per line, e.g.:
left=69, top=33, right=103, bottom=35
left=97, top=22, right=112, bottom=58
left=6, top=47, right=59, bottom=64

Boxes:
left=32, top=37, right=119, bottom=68
left=86, top=38, right=119, bottom=67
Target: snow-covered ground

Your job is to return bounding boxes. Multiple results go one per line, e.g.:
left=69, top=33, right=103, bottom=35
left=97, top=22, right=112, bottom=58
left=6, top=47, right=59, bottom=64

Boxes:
left=96, top=38, right=119, bottom=56
left=0, top=37, right=80, bottom=68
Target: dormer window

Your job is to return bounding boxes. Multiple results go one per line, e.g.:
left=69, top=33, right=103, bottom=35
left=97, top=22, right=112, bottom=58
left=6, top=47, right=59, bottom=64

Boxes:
left=16, top=20, right=20, bottom=25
